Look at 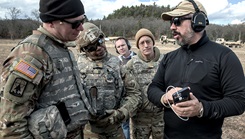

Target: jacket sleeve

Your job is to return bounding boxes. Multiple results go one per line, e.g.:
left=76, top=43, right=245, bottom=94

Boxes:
left=147, top=58, right=166, bottom=108
left=119, top=66, right=142, bottom=118
left=0, top=43, right=51, bottom=138
left=202, top=51, right=245, bottom=119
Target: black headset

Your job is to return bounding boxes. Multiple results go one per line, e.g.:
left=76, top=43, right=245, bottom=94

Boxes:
left=114, top=37, right=131, bottom=54
left=188, top=0, right=209, bottom=32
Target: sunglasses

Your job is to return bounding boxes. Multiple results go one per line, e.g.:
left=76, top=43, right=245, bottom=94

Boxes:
left=170, top=17, right=192, bottom=26
left=84, top=37, right=104, bottom=52
left=61, top=17, right=86, bottom=29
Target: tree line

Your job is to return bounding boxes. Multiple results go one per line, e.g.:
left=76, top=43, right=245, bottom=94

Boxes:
left=0, top=4, right=244, bottom=43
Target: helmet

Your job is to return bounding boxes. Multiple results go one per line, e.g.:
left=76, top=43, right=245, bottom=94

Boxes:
left=76, top=22, right=104, bottom=50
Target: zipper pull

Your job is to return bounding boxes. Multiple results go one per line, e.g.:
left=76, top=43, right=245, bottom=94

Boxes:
left=187, top=58, right=193, bottom=65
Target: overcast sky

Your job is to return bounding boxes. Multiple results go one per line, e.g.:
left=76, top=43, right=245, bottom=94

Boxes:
left=0, top=0, right=244, bottom=25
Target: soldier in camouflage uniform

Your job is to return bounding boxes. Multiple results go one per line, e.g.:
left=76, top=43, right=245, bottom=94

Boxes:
left=0, top=0, right=93, bottom=138
left=125, top=28, right=164, bottom=139
left=76, top=22, right=142, bottom=139
left=115, top=37, right=137, bottom=139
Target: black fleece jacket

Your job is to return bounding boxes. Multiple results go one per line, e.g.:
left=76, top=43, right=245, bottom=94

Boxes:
left=147, top=32, right=245, bottom=139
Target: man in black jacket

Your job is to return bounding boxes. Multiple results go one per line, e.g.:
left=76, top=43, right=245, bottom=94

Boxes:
left=147, top=0, right=245, bottom=139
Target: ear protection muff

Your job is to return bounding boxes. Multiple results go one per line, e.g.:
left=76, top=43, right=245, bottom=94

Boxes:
left=115, top=37, right=131, bottom=54
left=115, top=48, right=119, bottom=54
left=188, top=0, right=209, bottom=32
left=125, top=39, right=131, bottom=50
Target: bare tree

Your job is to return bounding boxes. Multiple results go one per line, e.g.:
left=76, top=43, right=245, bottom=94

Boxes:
left=6, top=7, right=21, bottom=40
left=31, top=9, right=40, bottom=22
left=6, top=7, right=21, bottom=20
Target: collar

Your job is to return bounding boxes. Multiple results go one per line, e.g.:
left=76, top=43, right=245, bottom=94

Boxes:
left=182, top=31, right=209, bottom=51
left=118, top=51, right=136, bottom=61
left=137, top=47, right=161, bottom=62
left=122, top=51, right=136, bottom=59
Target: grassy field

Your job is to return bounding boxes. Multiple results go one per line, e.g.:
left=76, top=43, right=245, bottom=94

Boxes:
left=0, top=39, right=245, bottom=138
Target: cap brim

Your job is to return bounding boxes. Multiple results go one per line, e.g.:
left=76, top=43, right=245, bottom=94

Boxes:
left=161, top=9, right=192, bottom=20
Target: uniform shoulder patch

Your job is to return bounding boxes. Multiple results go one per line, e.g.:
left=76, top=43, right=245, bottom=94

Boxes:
left=14, top=60, right=38, bottom=79
left=10, top=78, right=28, bottom=97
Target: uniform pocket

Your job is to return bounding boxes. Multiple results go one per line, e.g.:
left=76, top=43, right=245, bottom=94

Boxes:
left=188, top=59, right=214, bottom=83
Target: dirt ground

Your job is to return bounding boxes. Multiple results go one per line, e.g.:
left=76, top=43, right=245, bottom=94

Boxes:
left=0, top=39, right=245, bottom=138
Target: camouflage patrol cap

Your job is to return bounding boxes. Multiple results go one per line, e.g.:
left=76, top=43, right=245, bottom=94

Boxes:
left=76, top=22, right=105, bottom=49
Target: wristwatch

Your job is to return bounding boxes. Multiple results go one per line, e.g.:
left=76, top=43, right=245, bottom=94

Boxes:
left=197, top=102, right=204, bottom=118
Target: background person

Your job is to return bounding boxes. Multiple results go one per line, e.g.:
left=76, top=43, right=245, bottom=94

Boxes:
left=0, top=0, right=92, bottom=138
left=115, top=37, right=136, bottom=65
left=114, top=37, right=136, bottom=139
left=126, top=28, right=164, bottom=139
left=147, top=0, right=245, bottom=139
left=76, top=22, right=142, bottom=139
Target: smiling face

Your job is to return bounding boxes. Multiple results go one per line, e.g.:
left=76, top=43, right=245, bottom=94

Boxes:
left=84, top=37, right=107, bottom=59
left=86, top=44, right=107, bottom=58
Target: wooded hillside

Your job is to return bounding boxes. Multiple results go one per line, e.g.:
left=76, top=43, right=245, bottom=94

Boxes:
left=0, top=4, right=244, bottom=42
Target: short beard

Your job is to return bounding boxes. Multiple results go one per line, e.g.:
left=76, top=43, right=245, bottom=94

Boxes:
left=176, top=26, right=195, bottom=46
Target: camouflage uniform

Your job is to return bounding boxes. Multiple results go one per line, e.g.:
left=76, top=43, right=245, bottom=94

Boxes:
left=126, top=47, right=164, bottom=139
left=76, top=22, right=142, bottom=139
left=0, top=26, right=92, bottom=139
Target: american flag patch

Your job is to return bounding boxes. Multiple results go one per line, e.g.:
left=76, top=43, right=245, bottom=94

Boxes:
left=14, top=60, right=38, bottom=79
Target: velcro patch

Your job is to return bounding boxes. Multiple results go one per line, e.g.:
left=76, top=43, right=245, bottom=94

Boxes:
left=10, top=78, right=27, bottom=97
left=14, top=60, right=38, bottom=79
left=85, top=29, right=97, bottom=42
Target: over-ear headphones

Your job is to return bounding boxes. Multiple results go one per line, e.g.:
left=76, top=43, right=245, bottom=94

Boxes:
left=114, top=37, right=131, bottom=54
left=188, top=0, right=209, bottom=32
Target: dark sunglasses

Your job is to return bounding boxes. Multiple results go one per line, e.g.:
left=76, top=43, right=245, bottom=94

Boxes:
left=61, top=17, right=86, bottom=29
left=84, top=37, right=104, bottom=52
left=170, top=17, right=192, bottom=26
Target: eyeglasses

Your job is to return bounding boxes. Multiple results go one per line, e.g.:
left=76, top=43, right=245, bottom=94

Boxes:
left=61, top=17, right=86, bottom=29
left=84, top=37, right=104, bottom=52
left=170, top=17, right=192, bottom=26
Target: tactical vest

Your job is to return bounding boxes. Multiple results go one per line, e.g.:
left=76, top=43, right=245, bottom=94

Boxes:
left=130, top=55, right=163, bottom=112
left=77, top=53, right=124, bottom=118
left=21, top=33, right=93, bottom=132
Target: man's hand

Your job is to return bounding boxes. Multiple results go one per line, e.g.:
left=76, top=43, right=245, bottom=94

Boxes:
left=105, top=108, right=128, bottom=125
left=161, top=87, right=183, bottom=105
left=171, top=93, right=203, bottom=118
